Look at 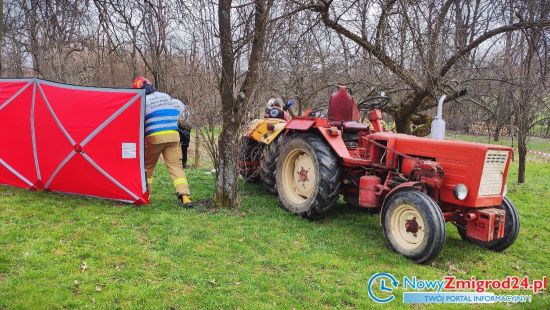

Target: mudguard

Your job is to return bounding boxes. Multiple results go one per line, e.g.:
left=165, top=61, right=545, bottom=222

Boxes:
left=244, top=118, right=286, bottom=144
left=317, top=127, right=351, bottom=158
left=285, top=118, right=316, bottom=131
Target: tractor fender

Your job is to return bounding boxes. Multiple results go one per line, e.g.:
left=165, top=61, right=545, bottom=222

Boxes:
left=245, top=118, right=286, bottom=145
left=285, top=119, right=316, bottom=131
left=284, top=119, right=350, bottom=158
left=317, top=127, right=351, bottom=158
left=261, top=123, right=285, bottom=144
left=380, top=181, right=424, bottom=224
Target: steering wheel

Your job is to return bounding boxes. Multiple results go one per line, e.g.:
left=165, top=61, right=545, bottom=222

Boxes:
left=357, top=95, right=390, bottom=111
left=308, top=107, right=326, bottom=118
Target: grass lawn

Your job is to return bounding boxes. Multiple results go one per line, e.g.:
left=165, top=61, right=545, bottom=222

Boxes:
left=0, top=160, right=549, bottom=309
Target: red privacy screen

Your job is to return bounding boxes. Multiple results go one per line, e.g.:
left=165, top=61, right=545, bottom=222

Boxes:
left=0, top=79, right=149, bottom=204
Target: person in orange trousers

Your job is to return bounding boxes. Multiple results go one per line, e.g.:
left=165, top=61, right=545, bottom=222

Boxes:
left=133, top=76, right=192, bottom=208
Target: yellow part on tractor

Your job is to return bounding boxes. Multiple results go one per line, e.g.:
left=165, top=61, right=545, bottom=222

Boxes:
left=240, top=117, right=288, bottom=192
left=244, top=118, right=287, bottom=144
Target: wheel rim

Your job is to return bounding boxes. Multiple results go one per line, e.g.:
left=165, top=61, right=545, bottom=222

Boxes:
left=390, top=204, right=425, bottom=250
left=281, top=148, right=317, bottom=205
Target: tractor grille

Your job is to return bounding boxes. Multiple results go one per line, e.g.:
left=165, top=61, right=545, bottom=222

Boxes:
left=478, top=150, right=509, bottom=197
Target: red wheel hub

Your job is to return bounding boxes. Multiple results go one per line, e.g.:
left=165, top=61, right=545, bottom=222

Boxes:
left=405, top=217, right=421, bottom=236
left=298, top=167, right=309, bottom=182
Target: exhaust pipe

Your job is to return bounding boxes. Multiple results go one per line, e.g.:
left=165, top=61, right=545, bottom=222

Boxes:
left=430, top=95, right=447, bottom=140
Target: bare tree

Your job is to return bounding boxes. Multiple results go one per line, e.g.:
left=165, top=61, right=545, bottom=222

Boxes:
left=512, top=1, right=550, bottom=182
left=215, top=0, right=274, bottom=208
left=308, top=0, right=550, bottom=134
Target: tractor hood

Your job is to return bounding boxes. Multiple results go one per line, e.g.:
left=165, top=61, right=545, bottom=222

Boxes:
left=371, top=133, right=513, bottom=207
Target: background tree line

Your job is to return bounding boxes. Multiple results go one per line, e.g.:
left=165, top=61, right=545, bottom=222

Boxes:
left=1, top=0, right=549, bottom=206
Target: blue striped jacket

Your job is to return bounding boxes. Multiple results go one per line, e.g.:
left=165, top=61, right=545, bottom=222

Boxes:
left=144, top=91, right=185, bottom=137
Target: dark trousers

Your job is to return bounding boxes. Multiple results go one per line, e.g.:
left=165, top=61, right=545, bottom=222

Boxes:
left=178, top=127, right=191, bottom=168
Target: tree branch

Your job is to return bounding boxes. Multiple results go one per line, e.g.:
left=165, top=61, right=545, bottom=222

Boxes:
left=374, top=0, right=396, bottom=47
left=439, top=20, right=550, bottom=77
left=427, top=0, right=454, bottom=75
left=312, top=1, right=423, bottom=92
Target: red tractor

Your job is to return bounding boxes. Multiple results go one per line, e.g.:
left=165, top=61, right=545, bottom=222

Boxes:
left=267, top=85, right=518, bottom=263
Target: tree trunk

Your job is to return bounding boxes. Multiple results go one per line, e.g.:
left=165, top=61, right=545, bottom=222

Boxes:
left=194, top=128, right=201, bottom=168
left=29, top=0, right=41, bottom=76
left=493, top=124, right=502, bottom=141
left=152, top=70, right=162, bottom=92
left=392, top=91, right=432, bottom=135
left=215, top=120, right=240, bottom=208
left=394, top=114, right=411, bottom=134
left=215, top=0, right=239, bottom=208
left=517, top=132, right=527, bottom=183
left=215, top=0, right=272, bottom=208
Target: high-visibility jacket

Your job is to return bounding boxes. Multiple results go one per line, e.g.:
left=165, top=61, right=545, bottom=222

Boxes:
left=145, top=91, right=184, bottom=143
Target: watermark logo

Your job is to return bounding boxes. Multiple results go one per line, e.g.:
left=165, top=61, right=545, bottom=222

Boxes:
left=367, top=273, right=399, bottom=303
left=367, top=273, right=546, bottom=304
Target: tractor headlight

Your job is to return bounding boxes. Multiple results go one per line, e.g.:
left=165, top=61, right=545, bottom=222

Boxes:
left=503, top=184, right=508, bottom=196
left=453, top=184, right=468, bottom=200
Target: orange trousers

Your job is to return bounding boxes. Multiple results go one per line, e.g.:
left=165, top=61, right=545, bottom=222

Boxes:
left=145, top=139, right=190, bottom=196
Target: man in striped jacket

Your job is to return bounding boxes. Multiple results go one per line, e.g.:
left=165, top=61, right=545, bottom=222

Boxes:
left=133, top=76, right=192, bottom=208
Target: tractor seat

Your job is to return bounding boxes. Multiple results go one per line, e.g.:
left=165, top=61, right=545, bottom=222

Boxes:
left=342, top=121, right=370, bottom=131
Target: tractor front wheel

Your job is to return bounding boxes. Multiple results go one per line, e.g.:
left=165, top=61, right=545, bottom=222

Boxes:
left=381, top=190, right=446, bottom=263
left=457, top=197, right=519, bottom=251
left=276, top=133, right=341, bottom=220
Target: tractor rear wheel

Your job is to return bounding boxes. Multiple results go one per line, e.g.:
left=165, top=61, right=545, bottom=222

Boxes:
left=260, top=135, right=284, bottom=194
left=239, top=138, right=262, bottom=183
left=276, top=133, right=341, bottom=220
left=381, top=190, right=446, bottom=263
left=456, top=197, right=519, bottom=251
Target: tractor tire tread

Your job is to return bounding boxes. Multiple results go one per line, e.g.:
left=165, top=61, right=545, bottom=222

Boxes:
left=260, top=135, right=284, bottom=194
left=303, top=134, right=341, bottom=220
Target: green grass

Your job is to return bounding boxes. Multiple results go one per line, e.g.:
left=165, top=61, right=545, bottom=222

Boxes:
left=1, top=162, right=549, bottom=308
